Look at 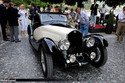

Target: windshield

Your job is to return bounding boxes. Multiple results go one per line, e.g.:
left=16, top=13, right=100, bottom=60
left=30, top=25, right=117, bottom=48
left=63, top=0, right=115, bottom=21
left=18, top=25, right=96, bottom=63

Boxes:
left=40, top=13, right=68, bottom=25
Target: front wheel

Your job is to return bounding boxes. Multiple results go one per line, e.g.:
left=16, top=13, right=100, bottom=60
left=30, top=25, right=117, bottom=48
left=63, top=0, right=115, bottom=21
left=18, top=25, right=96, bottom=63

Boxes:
left=90, top=47, right=108, bottom=68
left=40, top=47, right=53, bottom=78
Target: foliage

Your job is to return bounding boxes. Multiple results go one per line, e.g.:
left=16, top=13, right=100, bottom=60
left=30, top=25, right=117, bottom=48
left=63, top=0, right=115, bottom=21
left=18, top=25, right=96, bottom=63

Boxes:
left=10, top=0, right=125, bottom=7
left=11, top=0, right=47, bottom=7
left=11, top=0, right=23, bottom=6
left=105, top=12, right=116, bottom=25
left=41, top=0, right=64, bottom=4
left=65, top=0, right=76, bottom=6
left=40, top=0, right=88, bottom=6
left=97, top=0, right=125, bottom=7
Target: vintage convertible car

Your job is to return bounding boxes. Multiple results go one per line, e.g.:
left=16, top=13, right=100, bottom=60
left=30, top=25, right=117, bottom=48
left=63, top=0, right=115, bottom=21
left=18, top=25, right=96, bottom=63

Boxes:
left=27, top=12, right=108, bottom=78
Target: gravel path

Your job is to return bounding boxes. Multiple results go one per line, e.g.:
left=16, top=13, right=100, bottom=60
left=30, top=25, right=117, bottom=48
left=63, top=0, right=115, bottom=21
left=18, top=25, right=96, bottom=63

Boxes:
left=0, top=34, right=125, bottom=83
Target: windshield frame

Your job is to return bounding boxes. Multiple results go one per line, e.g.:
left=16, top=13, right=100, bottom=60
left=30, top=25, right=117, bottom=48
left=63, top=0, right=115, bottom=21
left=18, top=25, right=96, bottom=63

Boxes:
left=39, top=12, right=68, bottom=25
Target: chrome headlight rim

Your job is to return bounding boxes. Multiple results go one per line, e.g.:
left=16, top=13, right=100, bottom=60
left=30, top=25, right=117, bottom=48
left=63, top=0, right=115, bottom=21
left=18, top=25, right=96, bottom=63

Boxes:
left=69, top=54, right=76, bottom=63
left=58, top=39, right=70, bottom=50
left=86, top=37, right=95, bottom=47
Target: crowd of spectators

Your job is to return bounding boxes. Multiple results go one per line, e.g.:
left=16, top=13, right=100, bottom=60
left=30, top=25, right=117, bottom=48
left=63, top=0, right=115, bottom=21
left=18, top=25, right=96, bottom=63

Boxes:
left=0, top=0, right=125, bottom=43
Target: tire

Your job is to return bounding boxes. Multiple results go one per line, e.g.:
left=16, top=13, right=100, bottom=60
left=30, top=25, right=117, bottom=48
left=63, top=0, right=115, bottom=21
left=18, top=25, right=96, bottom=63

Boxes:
left=27, top=25, right=31, bottom=36
left=27, top=25, right=32, bottom=42
left=40, top=46, right=53, bottom=78
left=90, top=47, right=108, bottom=68
left=105, top=25, right=113, bottom=34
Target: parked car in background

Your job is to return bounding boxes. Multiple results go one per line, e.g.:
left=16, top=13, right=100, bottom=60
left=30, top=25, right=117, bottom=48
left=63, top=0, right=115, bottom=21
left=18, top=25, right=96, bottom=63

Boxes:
left=27, top=12, right=108, bottom=78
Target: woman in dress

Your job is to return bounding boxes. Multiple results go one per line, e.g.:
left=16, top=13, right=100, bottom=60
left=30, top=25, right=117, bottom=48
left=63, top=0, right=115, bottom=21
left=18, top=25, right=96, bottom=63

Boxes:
left=19, top=4, right=27, bottom=36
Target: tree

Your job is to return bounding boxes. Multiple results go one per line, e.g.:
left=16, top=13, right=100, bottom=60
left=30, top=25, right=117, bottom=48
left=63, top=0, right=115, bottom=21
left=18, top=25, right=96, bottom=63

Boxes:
left=11, top=0, right=47, bottom=7
left=77, top=0, right=88, bottom=7
left=41, top=0, right=88, bottom=7
left=65, top=0, right=76, bottom=5
left=65, top=0, right=86, bottom=7
left=97, top=0, right=125, bottom=7
left=11, top=0, right=87, bottom=7
left=41, top=0, right=63, bottom=4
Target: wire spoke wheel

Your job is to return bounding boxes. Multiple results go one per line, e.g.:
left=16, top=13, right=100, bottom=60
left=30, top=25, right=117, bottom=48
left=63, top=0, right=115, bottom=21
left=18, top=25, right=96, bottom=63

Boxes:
left=90, top=47, right=108, bottom=68
left=40, top=46, right=53, bottom=78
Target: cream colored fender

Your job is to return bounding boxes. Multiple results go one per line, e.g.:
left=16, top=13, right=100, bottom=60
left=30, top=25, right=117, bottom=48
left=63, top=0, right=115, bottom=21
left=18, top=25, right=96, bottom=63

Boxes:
left=33, top=25, right=77, bottom=42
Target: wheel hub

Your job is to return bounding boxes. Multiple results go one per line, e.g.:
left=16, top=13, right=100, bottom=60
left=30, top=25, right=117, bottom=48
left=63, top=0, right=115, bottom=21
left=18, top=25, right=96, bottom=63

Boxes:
left=90, top=52, right=96, bottom=60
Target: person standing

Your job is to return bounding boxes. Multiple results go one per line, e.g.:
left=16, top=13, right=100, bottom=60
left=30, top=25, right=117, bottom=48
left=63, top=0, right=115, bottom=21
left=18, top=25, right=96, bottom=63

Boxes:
left=54, top=6, right=61, bottom=13
left=7, top=2, right=21, bottom=43
left=46, top=4, right=52, bottom=12
left=42, top=6, right=46, bottom=12
left=19, top=4, right=27, bottom=37
left=110, top=6, right=116, bottom=14
left=69, top=8, right=76, bottom=21
left=36, top=6, right=41, bottom=13
left=69, top=8, right=76, bottom=28
left=0, top=0, right=9, bottom=41
left=90, top=0, right=98, bottom=27
left=76, top=7, right=89, bottom=36
left=64, top=7, right=70, bottom=14
left=29, top=3, right=37, bottom=20
left=99, top=4, right=107, bottom=25
left=116, top=6, right=125, bottom=43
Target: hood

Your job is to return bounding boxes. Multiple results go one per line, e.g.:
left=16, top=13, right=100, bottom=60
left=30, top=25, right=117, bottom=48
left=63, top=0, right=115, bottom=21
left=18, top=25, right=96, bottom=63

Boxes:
left=33, top=25, right=77, bottom=42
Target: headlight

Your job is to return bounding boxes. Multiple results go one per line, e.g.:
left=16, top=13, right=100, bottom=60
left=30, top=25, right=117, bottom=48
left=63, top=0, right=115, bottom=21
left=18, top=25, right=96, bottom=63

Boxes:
left=69, top=55, right=76, bottom=63
left=58, top=39, right=70, bottom=50
left=86, top=37, right=95, bottom=47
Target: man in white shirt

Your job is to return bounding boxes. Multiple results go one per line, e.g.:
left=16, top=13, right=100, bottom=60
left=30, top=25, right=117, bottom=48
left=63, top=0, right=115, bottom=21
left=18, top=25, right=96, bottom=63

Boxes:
left=76, top=7, right=89, bottom=36
left=116, top=6, right=125, bottom=43
left=99, top=4, right=107, bottom=25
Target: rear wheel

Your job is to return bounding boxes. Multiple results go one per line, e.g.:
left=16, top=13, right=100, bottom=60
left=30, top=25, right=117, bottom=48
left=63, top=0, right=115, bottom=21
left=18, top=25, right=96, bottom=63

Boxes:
left=40, top=47, right=53, bottom=78
left=90, top=47, right=108, bottom=68
left=27, top=25, right=31, bottom=36
left=105, top=25, right=113, bottom=34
